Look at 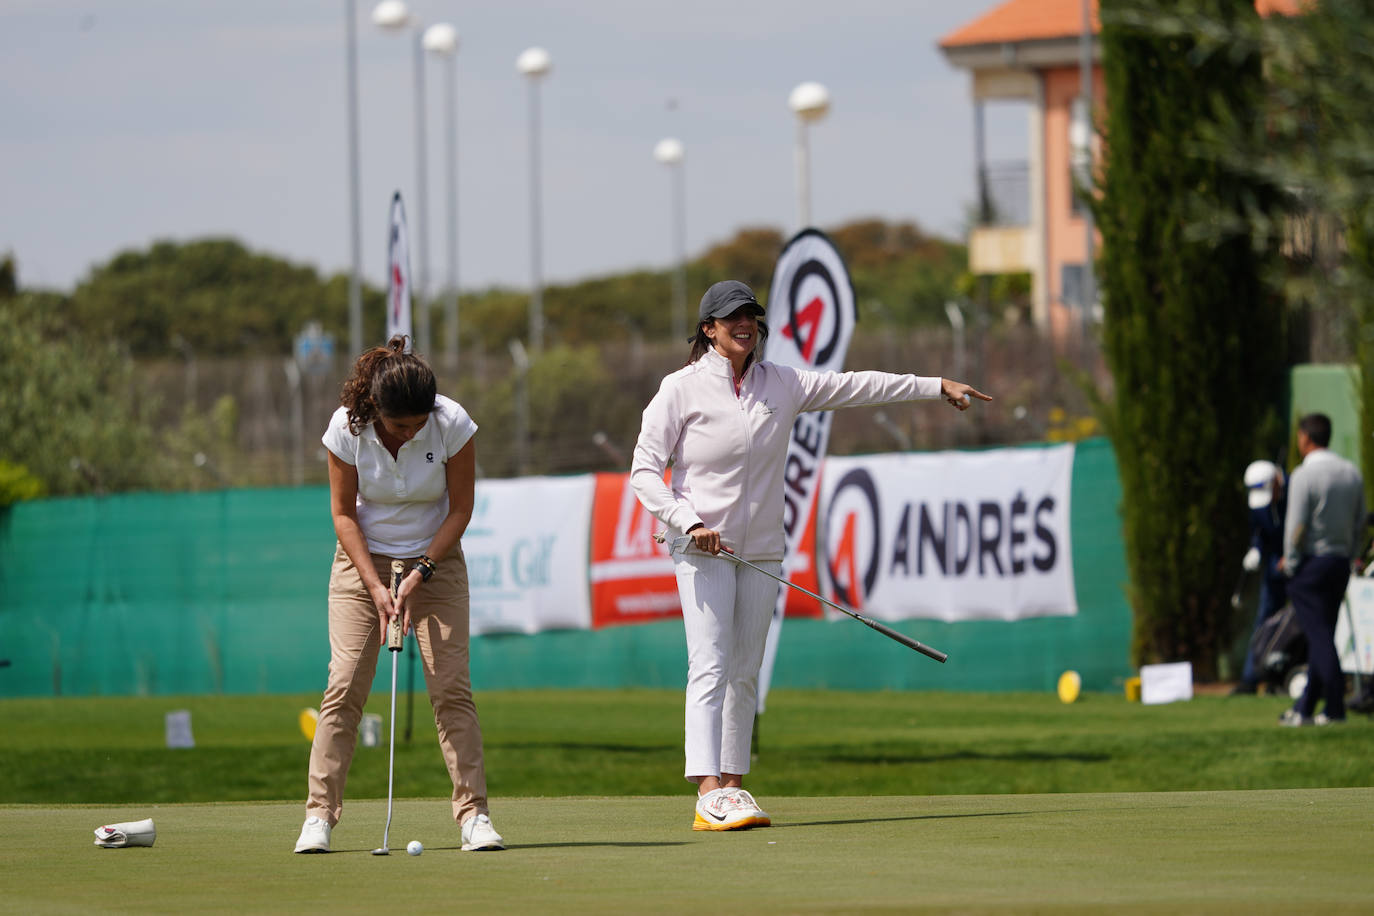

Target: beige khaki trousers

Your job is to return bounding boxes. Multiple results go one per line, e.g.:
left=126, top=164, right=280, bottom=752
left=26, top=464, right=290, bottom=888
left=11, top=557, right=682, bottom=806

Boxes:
left=305, top=543, right=489, bottom=827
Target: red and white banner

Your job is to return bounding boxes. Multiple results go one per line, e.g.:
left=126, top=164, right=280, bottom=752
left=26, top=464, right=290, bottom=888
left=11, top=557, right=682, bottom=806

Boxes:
left=385, top=191, right=413, bottom=347
left=818, top=445, right=1078, bottom=622
left=757, top=228, right=857, bottom=711
left=445, top=446, right=1074, bottom=637
left=588, top=472, right=679, bottom=628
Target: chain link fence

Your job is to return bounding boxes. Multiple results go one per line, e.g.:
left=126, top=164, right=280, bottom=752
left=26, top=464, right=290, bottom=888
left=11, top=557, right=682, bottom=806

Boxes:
left=138, top=320, right=1111, bottom=490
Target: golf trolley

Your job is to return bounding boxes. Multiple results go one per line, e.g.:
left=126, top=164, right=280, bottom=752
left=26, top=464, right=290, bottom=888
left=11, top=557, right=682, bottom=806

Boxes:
left=1243, top=545, right=1374, bottom=705
left=1244, top=601, right=1307, bottom=699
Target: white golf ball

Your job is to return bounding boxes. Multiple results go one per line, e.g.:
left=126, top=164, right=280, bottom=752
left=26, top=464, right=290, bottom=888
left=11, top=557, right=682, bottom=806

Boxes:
left=406, top=840, right=423, bottom=856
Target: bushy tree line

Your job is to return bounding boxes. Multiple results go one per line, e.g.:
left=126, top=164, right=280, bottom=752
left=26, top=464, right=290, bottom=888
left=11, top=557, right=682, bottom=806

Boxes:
left=0, top=290, right=242, bottom=499
left=16, top=220, right=965, bottom=362
left=1, top=220, right=968, bottom=498
left=58, top=238, right=388, bottom=358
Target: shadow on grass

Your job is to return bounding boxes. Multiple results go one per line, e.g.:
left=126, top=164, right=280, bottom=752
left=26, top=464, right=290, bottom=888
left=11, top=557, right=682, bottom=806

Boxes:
left=334, top=841, right=690, bottom=853
left=492, top=742, right=677, bottom=755
left=506, top=841, right=691, bottom=850
left=812, top=749, right=1111, bottom=765
left=774, top=810, right=1084, bottom=829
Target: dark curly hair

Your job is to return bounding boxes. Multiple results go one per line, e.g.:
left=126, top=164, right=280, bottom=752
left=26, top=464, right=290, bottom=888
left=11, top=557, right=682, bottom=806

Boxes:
left=340, top=335, right=437, bottom=435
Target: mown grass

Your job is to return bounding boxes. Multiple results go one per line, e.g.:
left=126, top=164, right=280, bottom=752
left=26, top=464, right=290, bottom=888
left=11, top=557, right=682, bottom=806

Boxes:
left=1, top=688, right=1369, bottom=805
left=6, top=791, right=1374, bottom=914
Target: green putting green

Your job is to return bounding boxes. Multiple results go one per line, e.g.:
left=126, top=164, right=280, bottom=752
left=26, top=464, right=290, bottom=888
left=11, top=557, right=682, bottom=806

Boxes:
left=5, top=790, right=1371, bottom=913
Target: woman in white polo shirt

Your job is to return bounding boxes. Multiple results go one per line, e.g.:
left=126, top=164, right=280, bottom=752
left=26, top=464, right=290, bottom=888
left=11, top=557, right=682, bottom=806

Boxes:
left=631, top=280, right=990, bottom=831
left=294, top=335, right=504, bottom=854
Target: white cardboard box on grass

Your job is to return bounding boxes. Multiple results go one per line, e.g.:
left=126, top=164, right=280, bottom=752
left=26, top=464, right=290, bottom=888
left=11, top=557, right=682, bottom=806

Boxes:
left=164, top=709, right=194, bottom=748
left=1140, top=662, right=1193, bottom=705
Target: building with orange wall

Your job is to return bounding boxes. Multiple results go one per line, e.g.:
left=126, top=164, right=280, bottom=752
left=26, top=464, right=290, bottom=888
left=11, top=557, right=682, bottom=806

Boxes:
left=940, top=0, right=1303, bottom=346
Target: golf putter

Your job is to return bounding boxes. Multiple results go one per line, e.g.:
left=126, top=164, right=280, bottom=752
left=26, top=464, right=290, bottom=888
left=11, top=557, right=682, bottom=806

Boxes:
left=372, top=560, right=407, bottom=856
left=654, top=532, right=947, bottom=663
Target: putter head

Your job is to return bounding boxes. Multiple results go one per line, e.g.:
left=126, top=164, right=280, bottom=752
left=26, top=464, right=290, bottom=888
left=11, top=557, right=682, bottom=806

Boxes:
left=371, top=847, right=389, bottom=856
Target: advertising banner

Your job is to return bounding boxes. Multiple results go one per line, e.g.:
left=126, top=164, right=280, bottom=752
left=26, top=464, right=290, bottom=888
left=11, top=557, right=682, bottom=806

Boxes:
left=757, top=228, right=857, bottom=709
left=589, top=472, right=680, bottom=627
left=818, top=445, right=1078, bottom=622
left=464, top=475, right=595, bottom=634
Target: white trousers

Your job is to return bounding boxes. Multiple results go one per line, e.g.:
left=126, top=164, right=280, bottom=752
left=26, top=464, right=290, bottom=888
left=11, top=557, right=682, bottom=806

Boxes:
left=674, top=552, right=782, bottom=779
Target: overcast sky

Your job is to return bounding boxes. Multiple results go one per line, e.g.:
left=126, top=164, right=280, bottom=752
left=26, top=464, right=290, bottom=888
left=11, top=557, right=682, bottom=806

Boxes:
left=0, top=1, right=1025, bottom=295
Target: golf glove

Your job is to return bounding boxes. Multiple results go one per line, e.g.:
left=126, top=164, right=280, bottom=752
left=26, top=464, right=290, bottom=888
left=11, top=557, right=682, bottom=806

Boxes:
left=94, top=818, right=156, bottom=848
left=1241, top=547, right=1260, bottom=573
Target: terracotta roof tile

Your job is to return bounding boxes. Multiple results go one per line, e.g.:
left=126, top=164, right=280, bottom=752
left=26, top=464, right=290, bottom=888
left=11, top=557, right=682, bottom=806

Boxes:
left=940, top=0, right=1304, bottom=50
left=939, top=0, right=1097, bottom=49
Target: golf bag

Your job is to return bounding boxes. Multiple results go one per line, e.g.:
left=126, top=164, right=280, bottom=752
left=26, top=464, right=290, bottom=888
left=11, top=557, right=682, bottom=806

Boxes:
left=1247, top=602, right=1307, bottom=693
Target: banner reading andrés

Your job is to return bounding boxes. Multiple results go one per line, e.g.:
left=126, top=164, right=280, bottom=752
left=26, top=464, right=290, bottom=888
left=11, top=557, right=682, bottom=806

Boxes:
left=819, top=445, right=1078, bottom=622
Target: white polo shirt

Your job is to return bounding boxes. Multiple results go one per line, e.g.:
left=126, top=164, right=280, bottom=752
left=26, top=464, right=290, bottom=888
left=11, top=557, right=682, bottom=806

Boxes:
left=322, top=394, right=478, bottom=556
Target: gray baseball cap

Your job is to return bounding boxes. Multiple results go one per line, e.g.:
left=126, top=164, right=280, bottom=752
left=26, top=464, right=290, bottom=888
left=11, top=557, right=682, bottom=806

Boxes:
left=696, top=280, right=764, bottom=332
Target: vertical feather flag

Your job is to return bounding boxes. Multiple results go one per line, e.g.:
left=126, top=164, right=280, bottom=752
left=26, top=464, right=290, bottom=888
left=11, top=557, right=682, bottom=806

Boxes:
left=757, top=228, right=857, bottom=713
left=386, top=191, right=413, bottom=349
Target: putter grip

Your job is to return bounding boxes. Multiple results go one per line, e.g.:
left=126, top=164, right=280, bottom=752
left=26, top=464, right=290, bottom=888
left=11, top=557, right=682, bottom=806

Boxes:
left=862, top=616, right=948, bottom=663
left=387, top=560, right=405, bottom=652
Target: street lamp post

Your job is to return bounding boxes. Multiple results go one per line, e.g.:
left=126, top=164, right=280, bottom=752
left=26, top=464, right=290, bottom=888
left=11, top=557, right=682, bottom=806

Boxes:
left=423, top=22, right=460, bottom=372
left=944, top=301, right=967, bottom=382
left=788, top=81, right=830, bottom=230
left=653, top=137, right=687, bottom=342
left=344, top=0, right=364, bottom=358
left=508, top=339, right=531, bottom=476
left=373, top=0, right=432, bottom=357
left=517, top=46, right=551, bottom=356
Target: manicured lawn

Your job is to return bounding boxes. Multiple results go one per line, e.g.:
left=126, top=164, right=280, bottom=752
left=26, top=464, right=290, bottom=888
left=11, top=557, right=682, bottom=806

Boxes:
left=2, top=689, right=1367, bottom=804
left=5, top=790, right=1371, bottom=914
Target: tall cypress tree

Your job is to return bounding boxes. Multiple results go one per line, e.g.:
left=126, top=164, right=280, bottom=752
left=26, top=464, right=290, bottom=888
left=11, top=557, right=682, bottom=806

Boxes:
left=1095, top=0, right=1285, bottom=675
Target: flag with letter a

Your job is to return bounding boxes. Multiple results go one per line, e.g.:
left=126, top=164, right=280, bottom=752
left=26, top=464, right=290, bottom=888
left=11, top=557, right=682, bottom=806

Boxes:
left=756, top=228, right=856, bottom=713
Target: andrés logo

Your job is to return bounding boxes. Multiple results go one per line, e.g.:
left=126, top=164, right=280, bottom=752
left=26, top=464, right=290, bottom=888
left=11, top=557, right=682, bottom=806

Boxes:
left=824, top=468, right=882, bottom=609
left=823, top=464, right=1063, bottom=606
left=782, top=259, right=844, bottom=368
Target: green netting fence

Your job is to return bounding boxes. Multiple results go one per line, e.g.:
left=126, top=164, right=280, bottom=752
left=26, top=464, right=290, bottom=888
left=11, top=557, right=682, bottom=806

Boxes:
left=0, top=438, right=1132, bottom=698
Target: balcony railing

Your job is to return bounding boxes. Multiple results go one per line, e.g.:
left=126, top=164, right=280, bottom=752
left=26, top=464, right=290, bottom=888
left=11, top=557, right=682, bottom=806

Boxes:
left=976, top=160, right=1030, bottom=228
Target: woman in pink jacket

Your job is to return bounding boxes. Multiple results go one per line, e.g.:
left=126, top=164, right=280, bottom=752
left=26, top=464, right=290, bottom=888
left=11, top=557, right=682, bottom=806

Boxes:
left=631, top=280, right=990, bottom=831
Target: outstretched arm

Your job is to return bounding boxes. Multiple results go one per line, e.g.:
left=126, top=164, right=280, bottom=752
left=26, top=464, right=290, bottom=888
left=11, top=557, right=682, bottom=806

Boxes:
left=791, top=366, right=992, bottom=413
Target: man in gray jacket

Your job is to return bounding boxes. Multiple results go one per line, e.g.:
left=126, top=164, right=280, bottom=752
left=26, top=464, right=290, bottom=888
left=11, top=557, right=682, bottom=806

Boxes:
left=1279, top=413, right=1366, bottom=726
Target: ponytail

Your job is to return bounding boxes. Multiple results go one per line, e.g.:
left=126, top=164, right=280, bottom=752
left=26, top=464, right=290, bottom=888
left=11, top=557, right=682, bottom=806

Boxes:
left=340, top=335, right=437, bottom=434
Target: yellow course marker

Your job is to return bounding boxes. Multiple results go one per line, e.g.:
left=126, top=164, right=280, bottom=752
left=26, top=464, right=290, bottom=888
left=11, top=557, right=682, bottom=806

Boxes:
left=1057, top=670, right=1082, bottom=704
left=298, top=708, right=319, bottom=742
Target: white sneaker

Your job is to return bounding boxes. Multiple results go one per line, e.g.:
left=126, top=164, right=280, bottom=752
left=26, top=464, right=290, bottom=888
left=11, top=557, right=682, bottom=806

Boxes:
left=693, top=787, right=770, bottom=831
left=460, top=813, right=505, bottom=851
left=1278, top=708, right=1313, bottom=728
left=725, top=788, right=771, bottom=828
left=293, top=815, right=331, bottom=853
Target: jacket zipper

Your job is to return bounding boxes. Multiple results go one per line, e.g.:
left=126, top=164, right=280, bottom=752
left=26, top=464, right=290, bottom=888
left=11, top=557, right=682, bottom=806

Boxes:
left=735, top=363, right=752, bottom=553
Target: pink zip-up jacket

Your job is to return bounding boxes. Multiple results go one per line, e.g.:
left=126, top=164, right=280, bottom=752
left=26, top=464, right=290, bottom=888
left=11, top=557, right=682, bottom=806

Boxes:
left=631, top=347, right=943, bottom=561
